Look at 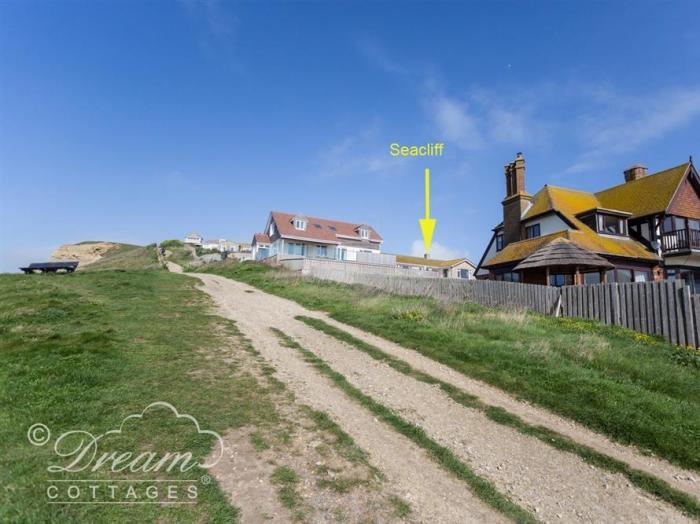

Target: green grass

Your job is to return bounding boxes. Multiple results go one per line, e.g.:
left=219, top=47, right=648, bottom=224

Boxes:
left=196, top=261, right=700, bottom=473
left=166, top=246, right=195, bottom=267
left=270, top=466, right=301, bottom=509
left=270, top=327, right=537, bottom=524
left=389, top=495, right=412, bottom=519
left=160, top=239, right=184, bottom=249
left=82, top=243, right=160, bottom=271
left=0, top=269, right=282, bottom=522
left=298, top=315, right=700, bottom=519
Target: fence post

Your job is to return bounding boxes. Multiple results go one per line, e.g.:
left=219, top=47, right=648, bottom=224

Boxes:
left=680, top=284, right=696, bottom=348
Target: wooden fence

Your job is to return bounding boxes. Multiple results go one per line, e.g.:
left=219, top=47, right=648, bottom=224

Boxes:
left=560, top=280, right=699, bottom=348
left=298, top=262, right=700, bottom=348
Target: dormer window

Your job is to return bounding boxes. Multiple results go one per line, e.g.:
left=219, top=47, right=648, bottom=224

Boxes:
left=359, top=227, right=369, bottom=239
left=269, top=222, right=276, bottom=236
left=293, top=217, right=307, bottom=231
left=597, top=214, right=627, bottom=236
left=578, top=209, right=629, bottom=237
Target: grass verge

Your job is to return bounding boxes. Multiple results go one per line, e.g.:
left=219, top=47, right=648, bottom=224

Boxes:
left=270, top=327, right=537, bottom=523
left=196, top=261, right=700, bottom=473
left=0, top=270, right=281, bottom=522
left=297, top=315, right=700, bottom=519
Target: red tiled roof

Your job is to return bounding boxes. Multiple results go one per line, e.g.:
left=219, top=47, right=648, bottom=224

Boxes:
left=253, top=233, right=271, bottom=244
left=270, top=211, right=383, bottom=244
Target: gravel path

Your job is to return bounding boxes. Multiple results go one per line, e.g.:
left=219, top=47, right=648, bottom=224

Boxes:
left=184, top=269, right=696, bottom=522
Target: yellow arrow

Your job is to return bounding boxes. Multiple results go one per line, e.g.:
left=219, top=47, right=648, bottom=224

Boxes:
left=418, top=168, right=436, bottom=255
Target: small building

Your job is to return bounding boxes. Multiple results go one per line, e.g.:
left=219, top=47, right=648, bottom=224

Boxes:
left=184, top=232, right=203, bottom=246
left=251, top=233, right=271, bottom=260
left=396, top=255, right=476, bottom=279
left=252, top=211, right=383, bottom=262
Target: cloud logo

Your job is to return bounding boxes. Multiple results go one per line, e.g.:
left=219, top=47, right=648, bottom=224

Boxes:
left=32, top=401, right=226, bottom=474
left=100, top=401, right=225, bottom=469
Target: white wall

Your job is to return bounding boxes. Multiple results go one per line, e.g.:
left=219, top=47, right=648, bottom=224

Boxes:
left=522, top=213, right=569, bottom=236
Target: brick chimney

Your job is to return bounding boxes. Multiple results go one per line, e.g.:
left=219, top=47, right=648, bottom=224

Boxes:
left=502, top=152, right=531, bottom=246
left=624, top=164, right=647, bottom=182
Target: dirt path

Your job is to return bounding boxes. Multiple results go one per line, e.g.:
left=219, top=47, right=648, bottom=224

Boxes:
left=183, top=269, right=697, bottom=522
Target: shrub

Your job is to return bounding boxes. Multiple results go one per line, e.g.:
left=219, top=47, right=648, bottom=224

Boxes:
left=160, top=239, right=184, bottom=248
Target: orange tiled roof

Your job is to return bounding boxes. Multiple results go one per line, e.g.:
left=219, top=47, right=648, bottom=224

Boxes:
left=253, top=233, right=270, bottom=244
left=270, top=211, right=383, bottom=244
left=595, top=163, right=689, bottom=218
left=396, top=255, right=474, bottom=268
left=482, top=228, right=658, bottom=268
left=483, top=162, right=693, bottom=267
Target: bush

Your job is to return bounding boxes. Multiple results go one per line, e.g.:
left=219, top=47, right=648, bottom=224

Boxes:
left=160, top=239, right=184, bottom=248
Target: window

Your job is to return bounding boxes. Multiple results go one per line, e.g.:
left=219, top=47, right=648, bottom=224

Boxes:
left=634, top=271, right=650, bottom=283
left=293, top=218, right=306, bottom=230
left=313, top=223, right=322, bottom=229
left=316, top=245, right=327, bottom=258
left=549, top=273, right=574, bottom=287
left=689, top=220, right=700, bottom=231
left=328, top=225, right=337, bottom=231
left=458, top=269, right=471, bottom=279
left=286, top=242, right=306, bottom=256
left=495, top=271, right=520, bottom=282
left=525, top=224, right=540, bottom=239
left=598, top=214, right=627, bottom=236
left=359, top=227, right=369, bottom=239
left=616, top=269, right=633, bottom=283
left=495, top=234, right=504, bottom=251
left=583, top=272, right=601, bottom=285
left=269, top=222, right=276, bottom=236
left=580, top=213, right=597, bottom=230
left=663, top=216, right=686, bottom=232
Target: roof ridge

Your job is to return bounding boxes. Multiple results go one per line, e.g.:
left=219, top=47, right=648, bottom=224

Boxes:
left=271, top=210, right=365, bottom=228
left=594, top=162, right=690, bottom=196
left=543, top=184, right=596, bottom=195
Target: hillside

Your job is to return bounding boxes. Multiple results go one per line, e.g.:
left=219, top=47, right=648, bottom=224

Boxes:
left=50, top=241, right=120, bottom=267
left=83, top=243, right=161, bottom=271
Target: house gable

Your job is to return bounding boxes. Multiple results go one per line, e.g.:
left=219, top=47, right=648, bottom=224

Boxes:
left=667, top=167, right=700, bottom=220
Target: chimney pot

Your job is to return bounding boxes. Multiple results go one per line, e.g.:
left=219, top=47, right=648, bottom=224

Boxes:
left=624, top=164, right=647, bottom=182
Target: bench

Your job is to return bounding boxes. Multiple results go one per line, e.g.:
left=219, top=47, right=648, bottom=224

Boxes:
left=19, top=261, right=79, bottom=274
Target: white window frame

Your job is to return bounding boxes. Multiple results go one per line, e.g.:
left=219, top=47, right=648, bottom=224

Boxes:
left=359, top=227, right=369, bottom=239
left=294, top=219, right=306, bottom=231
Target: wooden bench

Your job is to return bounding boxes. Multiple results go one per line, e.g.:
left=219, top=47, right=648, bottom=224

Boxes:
left=19, top=261, right=79, bottom=274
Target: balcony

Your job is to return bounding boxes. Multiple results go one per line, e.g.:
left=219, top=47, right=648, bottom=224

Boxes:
left=661, top=228, right=700, bottom=253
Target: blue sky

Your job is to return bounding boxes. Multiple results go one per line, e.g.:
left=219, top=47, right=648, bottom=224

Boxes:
left=1, top=1, right=699, bottom=272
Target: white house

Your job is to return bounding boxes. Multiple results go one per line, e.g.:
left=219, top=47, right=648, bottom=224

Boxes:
left=396, top=255, right=476, bottom=279
left=184, top=232, right=203, bottom=246
left=252, top=211, right=383, bottom=261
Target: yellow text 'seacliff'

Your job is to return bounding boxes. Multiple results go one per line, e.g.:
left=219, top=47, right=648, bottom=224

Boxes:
left=389, top=142, right=445, bottom=157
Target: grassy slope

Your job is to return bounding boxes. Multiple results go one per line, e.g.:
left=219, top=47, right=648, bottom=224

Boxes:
left=81, top=243, right=161, bottom=271
left=0, top=269, right=279, bottom=522
left=196, top=261, right=700, bottom=472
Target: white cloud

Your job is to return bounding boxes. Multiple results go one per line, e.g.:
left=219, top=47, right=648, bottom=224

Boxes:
left=565, top=87, right=700, bottom=173
left=355, top=37, right=406, bottom=75
left=410, top=239, right=466, bottom=260
left=431, top=95, right=484, bottom=150
left=315, top=122, right=410, bottom=178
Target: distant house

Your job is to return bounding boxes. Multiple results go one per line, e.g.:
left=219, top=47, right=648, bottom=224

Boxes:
left=477, top=153, right=700, bottom=290
left=396, top=255, right=476, bottom=279
left=184, top=232, right=203, bottom=246
left=251, top=233, right=271, bottom=260
left=252, top=211, right=383, bottom=262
